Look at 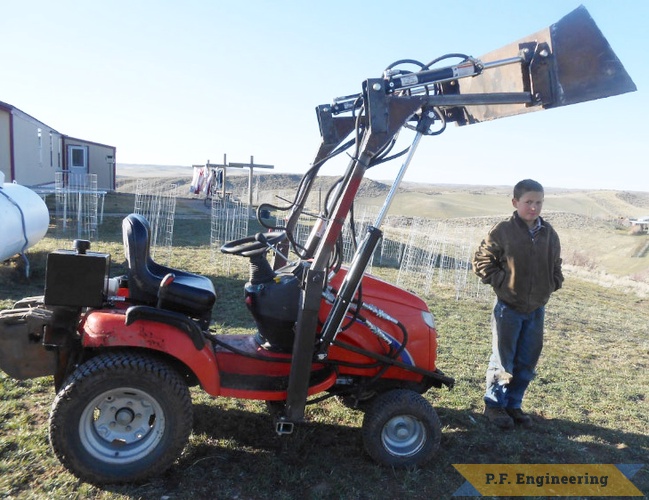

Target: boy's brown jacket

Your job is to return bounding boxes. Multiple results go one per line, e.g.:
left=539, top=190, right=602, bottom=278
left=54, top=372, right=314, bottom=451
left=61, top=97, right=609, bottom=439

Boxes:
left=472, top=213, right=563, bottom=313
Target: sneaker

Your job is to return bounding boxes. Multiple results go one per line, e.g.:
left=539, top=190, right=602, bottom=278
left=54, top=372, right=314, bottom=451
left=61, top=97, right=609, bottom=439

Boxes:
left=506, top=408, right=533, bottom=428
left=484, top=406, right=514, bottom=429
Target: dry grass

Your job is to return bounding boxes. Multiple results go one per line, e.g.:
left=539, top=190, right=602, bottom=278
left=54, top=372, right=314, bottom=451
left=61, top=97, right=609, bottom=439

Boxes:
left=1, top=188, right=648, bottom=498
left=1, top=263, right=647, bottom=498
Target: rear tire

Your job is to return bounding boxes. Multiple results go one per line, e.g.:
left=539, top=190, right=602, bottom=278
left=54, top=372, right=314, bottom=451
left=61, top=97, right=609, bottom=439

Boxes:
left=361, top=389, right=441, bottom=468
left=49, top=351, right=193, bottom=484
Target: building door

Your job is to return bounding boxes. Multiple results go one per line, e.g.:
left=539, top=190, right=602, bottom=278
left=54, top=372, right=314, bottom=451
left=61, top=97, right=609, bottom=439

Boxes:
left=67, top=145, right=88, bottom=176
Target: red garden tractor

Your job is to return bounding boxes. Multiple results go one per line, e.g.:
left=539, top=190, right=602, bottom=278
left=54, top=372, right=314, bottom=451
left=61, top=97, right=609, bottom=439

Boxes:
left=0, top=6, right=634, bottom=484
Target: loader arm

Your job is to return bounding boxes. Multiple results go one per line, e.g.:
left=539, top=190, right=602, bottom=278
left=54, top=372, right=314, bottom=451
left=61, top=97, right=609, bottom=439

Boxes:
left=281, top=5, right=635, bottom=423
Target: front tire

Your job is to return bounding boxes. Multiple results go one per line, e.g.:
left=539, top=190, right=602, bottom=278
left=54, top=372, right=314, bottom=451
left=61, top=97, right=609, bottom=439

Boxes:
left=49, top=351, right=193, bottom=484
left=361, top=389, right=441, bottom=468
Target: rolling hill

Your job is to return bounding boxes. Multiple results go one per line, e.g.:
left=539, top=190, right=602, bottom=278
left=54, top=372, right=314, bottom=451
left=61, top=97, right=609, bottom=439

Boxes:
left=117, top=166, right=649, bottom=286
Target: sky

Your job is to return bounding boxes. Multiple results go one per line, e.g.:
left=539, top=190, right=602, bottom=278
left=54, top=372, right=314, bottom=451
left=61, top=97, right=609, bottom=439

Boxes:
left=1, top=0, right=646, bottom=191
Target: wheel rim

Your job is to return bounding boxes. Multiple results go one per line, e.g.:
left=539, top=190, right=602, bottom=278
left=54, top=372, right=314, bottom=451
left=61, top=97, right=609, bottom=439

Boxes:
left=381, top=415, right=426, bottom=457
left=79, top=387, right=166, bottom=464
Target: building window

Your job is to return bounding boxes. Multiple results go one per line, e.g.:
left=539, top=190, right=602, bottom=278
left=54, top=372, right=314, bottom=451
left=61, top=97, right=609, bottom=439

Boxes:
left=49, top=132, right=53, bottom=167
left=72, top=148, right=85, bottom=167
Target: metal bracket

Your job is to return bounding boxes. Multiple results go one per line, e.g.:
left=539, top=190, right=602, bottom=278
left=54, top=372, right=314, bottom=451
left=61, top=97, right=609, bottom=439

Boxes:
left=529, top=41, right=554, bottom=107
left=275, top=418, right=295, bottom=436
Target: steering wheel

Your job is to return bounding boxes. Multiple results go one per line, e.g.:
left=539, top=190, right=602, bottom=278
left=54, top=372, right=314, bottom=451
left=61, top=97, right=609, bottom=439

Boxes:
left=220, top=230, right=287, bottom=257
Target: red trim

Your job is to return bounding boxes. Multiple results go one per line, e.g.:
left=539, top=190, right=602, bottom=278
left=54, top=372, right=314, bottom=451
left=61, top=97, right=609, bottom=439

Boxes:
left=0, top=100, right=60, bottom=133
left=8, top=111, right=15, bottom=182
left=112, top=150, right=116, bottom=190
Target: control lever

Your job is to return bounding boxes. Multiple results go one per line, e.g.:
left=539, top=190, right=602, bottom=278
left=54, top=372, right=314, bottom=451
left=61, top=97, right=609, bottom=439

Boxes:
left=157, top=273, right=175, bottom=309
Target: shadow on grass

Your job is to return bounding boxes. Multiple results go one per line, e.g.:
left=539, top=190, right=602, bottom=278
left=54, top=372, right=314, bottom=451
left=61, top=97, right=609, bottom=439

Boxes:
left=98, top=403, right=647, bottom=499
left=436, top=406, right=648, bottom=464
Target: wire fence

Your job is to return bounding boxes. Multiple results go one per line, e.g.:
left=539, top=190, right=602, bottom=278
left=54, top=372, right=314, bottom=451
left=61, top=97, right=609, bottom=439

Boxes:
left=205, top=197, right=494, bottom=302
left=393, top=218, right=490, bottom=300
left=56, top=173, right=493, bottom=300
left=54, top=172, right=99, bottom=240
left=354, top=210, right=492, bottom=301
left=134, top=179, right=178, bottom=264
left=209, top=198, right=250, bottom=273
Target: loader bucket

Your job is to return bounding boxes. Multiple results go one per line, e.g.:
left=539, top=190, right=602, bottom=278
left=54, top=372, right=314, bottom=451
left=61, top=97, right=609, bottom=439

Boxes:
left=457, top=5, right=637, bottom=124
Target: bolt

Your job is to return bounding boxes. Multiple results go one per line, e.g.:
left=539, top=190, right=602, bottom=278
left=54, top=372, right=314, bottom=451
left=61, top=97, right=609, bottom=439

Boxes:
left=372, top=83, right=382, bottom=91
left=539, top=49, right=549, bottom=58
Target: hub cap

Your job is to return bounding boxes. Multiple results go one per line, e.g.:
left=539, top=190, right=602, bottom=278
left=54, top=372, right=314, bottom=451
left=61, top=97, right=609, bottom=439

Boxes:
left=79, top=387, right=165, bottom=464
left=381, top=415, right=426, bottom=457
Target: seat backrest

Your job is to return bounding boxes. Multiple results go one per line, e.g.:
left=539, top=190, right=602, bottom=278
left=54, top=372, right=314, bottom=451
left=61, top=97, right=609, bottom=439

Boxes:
left=122, top=213, right=160, bottom=304
left=122, top=214, right=216, bottom=327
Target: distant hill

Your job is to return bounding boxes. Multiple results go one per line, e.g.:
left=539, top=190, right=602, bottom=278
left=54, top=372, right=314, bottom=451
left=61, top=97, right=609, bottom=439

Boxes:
left=116, top=164, right=649, bottom=220
left=116, top=163, right=648, bottom=285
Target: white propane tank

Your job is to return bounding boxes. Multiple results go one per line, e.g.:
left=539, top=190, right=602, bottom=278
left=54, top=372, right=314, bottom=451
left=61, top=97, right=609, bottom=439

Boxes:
left=0, top=171, right=50, bottom=262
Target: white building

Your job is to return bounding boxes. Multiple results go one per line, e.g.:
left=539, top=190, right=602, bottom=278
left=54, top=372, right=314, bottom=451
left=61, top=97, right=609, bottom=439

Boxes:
left=0, top=100, right=116, bottom=190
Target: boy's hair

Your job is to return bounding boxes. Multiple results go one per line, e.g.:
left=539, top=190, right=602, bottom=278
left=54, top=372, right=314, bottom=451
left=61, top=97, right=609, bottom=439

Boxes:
left=513, top=179, right=544, bottom=200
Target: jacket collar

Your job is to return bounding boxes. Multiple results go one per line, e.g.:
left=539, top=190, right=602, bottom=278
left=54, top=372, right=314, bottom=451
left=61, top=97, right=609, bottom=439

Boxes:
left=512, top=211, right=545, bottom=231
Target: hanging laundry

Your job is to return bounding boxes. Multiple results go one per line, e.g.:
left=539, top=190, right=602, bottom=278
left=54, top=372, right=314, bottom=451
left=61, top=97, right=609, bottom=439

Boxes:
left=190, top=165, right=207, bottom=195
left=217, top=168, right=224, bottom=189
left=204, top=168, right=216, bottom=195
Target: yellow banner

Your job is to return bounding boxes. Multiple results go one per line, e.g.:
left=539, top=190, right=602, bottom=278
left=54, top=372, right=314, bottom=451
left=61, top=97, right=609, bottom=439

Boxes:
left=453, top=464, right=644, bottom=497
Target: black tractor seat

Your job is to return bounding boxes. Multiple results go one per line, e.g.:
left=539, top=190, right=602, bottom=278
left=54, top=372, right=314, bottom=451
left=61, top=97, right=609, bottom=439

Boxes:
left=122, top=213, right=216, bottom=328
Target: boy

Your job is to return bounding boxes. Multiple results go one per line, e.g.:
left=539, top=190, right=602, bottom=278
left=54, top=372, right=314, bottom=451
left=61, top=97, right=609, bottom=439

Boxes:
left=472, top=179, right=563, bottom=429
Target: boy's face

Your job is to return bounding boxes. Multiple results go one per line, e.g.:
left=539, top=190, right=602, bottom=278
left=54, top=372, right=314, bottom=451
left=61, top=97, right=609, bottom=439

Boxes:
left=512, top=190, right=544, bottom=227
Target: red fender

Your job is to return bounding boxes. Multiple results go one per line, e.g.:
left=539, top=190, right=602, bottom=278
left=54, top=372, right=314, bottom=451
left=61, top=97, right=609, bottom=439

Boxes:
left=82, top=309, right=221, bottom=395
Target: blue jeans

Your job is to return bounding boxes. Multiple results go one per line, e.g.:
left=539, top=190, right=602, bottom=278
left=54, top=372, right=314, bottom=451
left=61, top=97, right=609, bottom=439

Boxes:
left=484, top=300, right=545, bottom=409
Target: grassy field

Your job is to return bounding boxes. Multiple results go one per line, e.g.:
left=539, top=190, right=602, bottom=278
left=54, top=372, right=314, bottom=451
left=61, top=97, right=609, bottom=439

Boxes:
left=1, top=191, right=648, bottom=499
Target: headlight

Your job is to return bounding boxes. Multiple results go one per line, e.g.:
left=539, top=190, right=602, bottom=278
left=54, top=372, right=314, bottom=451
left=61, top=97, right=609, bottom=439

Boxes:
left=421, top=310, right=436, bottom=329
